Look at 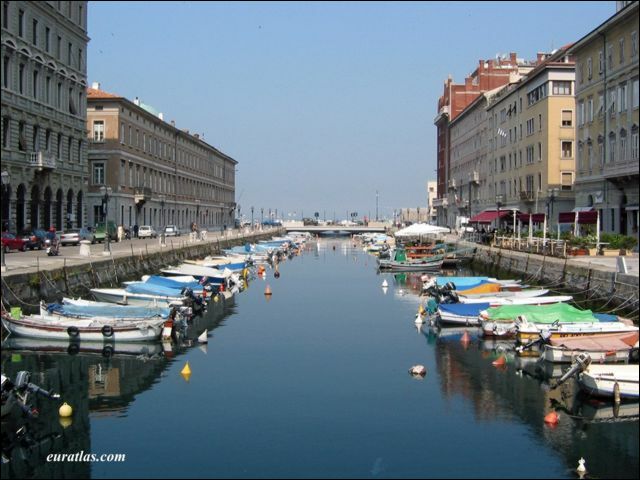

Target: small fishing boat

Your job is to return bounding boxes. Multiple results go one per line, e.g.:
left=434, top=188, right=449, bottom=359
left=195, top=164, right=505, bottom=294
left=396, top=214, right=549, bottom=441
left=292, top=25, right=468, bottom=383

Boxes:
left=541, top=332, right=639, bottom=363
left=462, top=294, right=572, bottom=306
left=2, top=336, right=164, bottom=358
left=437, top=303, right=490, bottom=326
left=457, top=288, right=549, bottom=301
left=579, top=362, right=639, bottom=399
left=46, top=298, right=172, bottom=319
left=89, top=287, right=194, bottom=307
left=1, top=310, right=166, bottom=342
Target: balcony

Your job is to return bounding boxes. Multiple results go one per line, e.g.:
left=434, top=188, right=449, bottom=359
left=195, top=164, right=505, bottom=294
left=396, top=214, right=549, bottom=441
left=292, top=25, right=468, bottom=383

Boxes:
left=447, top=179, right=457, bottom=190
left=469, top=171, right=480, bottom=184
left=520, top=191, right=535, bottom=202
left=134, top=187, right=152, bottom=205
left=432, top=197, right=448, bottom=208
left=29, top=152, right=57, bottom=171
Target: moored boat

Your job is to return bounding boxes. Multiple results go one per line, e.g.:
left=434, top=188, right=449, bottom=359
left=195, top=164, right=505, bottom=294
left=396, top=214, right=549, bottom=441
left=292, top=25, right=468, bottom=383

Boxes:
left=541, top=331, right=639, bottom=363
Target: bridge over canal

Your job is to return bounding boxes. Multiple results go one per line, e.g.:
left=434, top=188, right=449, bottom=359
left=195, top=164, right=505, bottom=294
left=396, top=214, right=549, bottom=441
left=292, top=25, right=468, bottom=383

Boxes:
left=284, top=225, right=387, bottom=234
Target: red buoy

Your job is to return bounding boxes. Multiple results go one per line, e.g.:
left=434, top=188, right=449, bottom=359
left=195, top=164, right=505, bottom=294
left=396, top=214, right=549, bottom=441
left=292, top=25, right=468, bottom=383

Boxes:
left=544, top=411, right=559, bottom=425
left=492, top=355, right=506, bottom=366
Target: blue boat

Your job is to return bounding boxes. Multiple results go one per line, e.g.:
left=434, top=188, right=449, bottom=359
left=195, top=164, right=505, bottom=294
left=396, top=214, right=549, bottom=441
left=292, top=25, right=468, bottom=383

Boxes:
left=47, top=299, right=172, bottom=319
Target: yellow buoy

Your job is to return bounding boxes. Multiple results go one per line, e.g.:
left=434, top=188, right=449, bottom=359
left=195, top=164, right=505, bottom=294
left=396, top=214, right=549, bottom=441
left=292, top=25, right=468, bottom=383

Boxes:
left=181, top=362, right=192, bottom=375
left=59, top=402, right=73, bottom=418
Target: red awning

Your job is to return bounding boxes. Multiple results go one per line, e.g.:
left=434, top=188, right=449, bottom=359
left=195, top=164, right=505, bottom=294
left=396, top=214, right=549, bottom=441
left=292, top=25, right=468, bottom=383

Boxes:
left=558, top=210, right=598, bottom=224
left=469, top=210, right=511, bottom=223
left=517, top=213, right=546, bottom=224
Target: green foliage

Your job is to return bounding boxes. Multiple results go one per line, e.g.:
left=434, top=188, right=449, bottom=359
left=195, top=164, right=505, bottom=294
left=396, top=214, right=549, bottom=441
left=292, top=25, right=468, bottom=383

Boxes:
left=600, top=233, right=638, bottom=250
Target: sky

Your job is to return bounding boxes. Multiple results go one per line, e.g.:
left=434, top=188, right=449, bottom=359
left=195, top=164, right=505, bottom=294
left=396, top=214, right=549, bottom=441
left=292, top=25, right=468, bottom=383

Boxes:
left=87, top=1, right=614, bottom=222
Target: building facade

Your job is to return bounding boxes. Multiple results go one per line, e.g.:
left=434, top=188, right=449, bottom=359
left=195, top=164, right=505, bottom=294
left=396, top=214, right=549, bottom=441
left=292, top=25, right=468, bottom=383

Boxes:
left=86, top=85, right=237, bottom=233
left=569, top=1, right=639, bottom=236
left=426, top=180, right=437, bottom=224
left=484, top=47, right=577, bottom=229
left=433, top=53, right=537, bottom=227
left=1, top=1, right=89, bottom=233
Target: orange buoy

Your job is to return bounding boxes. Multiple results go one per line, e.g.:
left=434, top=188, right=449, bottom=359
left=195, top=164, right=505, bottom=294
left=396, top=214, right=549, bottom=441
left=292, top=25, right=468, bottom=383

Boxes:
left=264, top=285, right=272, bottom=296
left=492, top=355, right=506, bottom=366
left=544, top=411, right=559, bottom=425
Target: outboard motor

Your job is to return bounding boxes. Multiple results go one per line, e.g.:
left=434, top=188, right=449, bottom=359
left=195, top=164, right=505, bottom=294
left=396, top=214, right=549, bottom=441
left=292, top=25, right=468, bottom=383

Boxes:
left=551, top=353, right=592, bottom=389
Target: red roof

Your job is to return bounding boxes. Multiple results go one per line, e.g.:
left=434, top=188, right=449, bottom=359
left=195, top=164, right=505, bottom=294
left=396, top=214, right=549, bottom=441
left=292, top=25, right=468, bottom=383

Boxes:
left=86, top=87, right=121, bottom=99
left=517, top=213, right=546, bottom=224
left=558, top=210, right=598, bottom=224
left=469, top=210, right=511, bottom=223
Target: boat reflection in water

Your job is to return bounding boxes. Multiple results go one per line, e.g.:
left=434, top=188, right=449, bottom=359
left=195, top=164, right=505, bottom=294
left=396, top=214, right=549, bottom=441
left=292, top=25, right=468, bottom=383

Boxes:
left=424, top=324, right=639, bottom=480
left=1, top=294, right=236, bottom=479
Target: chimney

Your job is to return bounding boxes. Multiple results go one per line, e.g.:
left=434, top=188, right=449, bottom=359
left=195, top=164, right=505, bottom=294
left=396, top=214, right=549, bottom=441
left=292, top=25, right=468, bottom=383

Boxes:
left=194, top=133, right=199, bottom=139
left=510, top=52, right=517, bottom=64
left=91, top=81, right=100, bottom=90
left=134, top=97, right=140, bottom=106
left=536, top=52, right=545, bottom=64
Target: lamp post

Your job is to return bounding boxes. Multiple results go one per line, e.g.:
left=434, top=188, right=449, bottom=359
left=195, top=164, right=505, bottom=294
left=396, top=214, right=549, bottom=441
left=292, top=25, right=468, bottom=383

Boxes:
left=495, top=194, right=504, bottom=232
left=159, top=195, right=166, bottom=230
left=547, top=187, right=558, bottom=228
left=100, top=185, right=112, bottom=253
left=1, top=170, right=10, bottom=270
left=261, top=207, right=264, bottom=226
left=251, top=206, right=254, bottom=230
left=417, top=206, right=420, bottom=223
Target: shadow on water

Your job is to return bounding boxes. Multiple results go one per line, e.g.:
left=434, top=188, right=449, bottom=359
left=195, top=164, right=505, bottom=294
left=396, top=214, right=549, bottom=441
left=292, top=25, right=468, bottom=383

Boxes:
left=0, top=294, right=237, bottom=479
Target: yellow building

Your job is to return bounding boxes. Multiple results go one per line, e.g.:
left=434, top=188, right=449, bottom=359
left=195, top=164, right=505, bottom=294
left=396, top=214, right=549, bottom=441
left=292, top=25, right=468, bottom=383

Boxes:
left=484, top=47, right=577, bottom=228
left=568, top=1, right=639, bottom=236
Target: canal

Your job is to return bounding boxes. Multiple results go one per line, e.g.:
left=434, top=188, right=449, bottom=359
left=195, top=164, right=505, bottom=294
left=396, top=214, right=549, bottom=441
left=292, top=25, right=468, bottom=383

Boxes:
left=1, top=238, right=638, bottom=479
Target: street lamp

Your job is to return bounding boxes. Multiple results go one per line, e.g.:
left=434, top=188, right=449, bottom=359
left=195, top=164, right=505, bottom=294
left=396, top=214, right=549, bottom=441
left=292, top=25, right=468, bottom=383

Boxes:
left=1, top=170, right=10, bottom=269
left=261, top=207, right=264, bottom=225
left=547, top=187, right=559, bottom=220
left=417, top=206, right=420, bottom=223
left=251, top=206, right=254, bottom=230
left=495, top=194, right=504, bottom=231
left=100, top=185, right=112, bottom=253
left=159, top=194, right=166, bottom=230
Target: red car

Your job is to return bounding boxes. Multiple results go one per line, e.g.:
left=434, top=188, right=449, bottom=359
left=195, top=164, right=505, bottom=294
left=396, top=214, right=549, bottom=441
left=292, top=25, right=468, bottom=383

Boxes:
left=2, top=232, right=27, bottom=252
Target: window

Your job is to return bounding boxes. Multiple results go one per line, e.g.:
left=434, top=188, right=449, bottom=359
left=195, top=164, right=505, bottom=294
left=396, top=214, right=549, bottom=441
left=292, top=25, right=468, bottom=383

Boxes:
left=552, top=81, right=571, bottom=95
left=619, top=82, right=627, bottom=112
left=587, top=57, right=592, bottom=80
left=2, top=118, right=10, bottom=149
left=526, top=145, right=534, bottom=164
left=609, top=88, right=617, bottom=117
left=45, top=76, right=50, bottom=103
left=69, top=88, right=76, bottom=114
left=598, top=92, right=604, bottom=117
left=32, top=19, right=38, bottom=45
left=57, top=36, right=62, bottom=60
left=120, top=160, right=125, bottom=185
left=587, top=97, right=594, bottom=123
left=45, top=129, right=51, bottom=152
left=598, top=50, right=604, bottom=74
left=92, top=163, right=105, bottom=185
left=2, top=2, right=7, bottom=29
left=608, top=44, right=613, bottom=70
left=561, top=172, right=573, bottom=191
left=609, top=133, right=616, bottom=163
left=561, top=110, right=572, bottom=127
left=578, top=102, right=584, bottom=126
left=18, top=10, right=24, bottom=37
left=631, top=127, right=638, bottom=160
left=620, top=130, right=627, bottom=160
left=526, top=118, right=534, bottom=135
left=77, top=139, right=82, bottom=163
left=3, top=56, right=9, bottom=89
left=538, top=142, right=542, bottom=162
left=18, top=64, right=25, bottom=94
left=67, top=137, right=72, bottom=162
left=93, top=121, right=105, bottom=142
left=634, top=78, right=639, bottom=108
left=32, top=70, right=38, bottom=99
left=67, top=42, right=72, bottom=65
left=538, top=114, right=542, bottom=131
left=45, top=27, right=50, bottom=52
left=632, top=31, right=638, bottom=57
left=78, top=48, right=82, bottom=69
left=120, top=123, right=125, bottom=144
left=619, top=37, right=625, bottom=64
left=18, top=122, right=26, bottom=151
left=57, top=133, right=62, bottom=158
left=561, top=141, right=573, bottom=159
left=57, top=82, right=62, bottom=108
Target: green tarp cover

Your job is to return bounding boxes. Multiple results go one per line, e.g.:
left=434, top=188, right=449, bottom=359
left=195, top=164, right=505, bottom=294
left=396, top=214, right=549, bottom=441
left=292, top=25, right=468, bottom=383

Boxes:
left=485, top=303, right=598, bottom=323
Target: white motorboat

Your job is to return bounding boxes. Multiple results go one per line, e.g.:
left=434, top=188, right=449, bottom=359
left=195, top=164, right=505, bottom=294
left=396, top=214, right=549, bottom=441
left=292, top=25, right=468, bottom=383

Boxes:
left=541, top=332, right=639, bottom=363
left=579, top=363, right=639, bottom=399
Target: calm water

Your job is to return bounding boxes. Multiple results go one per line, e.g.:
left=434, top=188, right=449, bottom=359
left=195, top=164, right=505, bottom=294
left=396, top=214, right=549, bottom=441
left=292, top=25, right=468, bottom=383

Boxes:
left=1, top=238, right=638, bottom=479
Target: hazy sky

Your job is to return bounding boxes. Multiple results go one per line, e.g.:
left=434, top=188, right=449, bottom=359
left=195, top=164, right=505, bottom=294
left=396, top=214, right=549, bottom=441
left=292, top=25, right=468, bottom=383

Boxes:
left=87, top=1, right=613, bottom=221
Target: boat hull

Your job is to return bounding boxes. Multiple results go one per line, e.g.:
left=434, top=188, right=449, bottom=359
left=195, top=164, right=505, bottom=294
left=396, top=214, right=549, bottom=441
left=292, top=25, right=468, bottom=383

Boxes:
left=578, top=364, right=639, bottom=399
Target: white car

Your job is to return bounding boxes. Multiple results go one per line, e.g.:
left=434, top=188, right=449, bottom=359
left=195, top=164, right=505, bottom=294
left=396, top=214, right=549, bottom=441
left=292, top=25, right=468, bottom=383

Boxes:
left=163, top=225, right=180, bottom=237
left=138, top=225, right=158, bottom=238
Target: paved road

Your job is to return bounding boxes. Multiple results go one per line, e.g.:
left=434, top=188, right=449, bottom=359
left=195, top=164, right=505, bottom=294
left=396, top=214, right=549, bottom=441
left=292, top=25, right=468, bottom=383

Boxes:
left=1, top=227, right=280, bottom=276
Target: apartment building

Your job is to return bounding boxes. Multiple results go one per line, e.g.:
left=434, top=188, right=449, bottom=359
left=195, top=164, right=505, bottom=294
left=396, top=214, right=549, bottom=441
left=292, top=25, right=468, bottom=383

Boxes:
left=433, top=53, right=537, bottom=226
left=568, top=1, right=639, bottom=236
left=1, top=1, right=89, bottom=232
left=86, top=85, right=237, bottom=232
left=484, top=47, right=577, bottom=229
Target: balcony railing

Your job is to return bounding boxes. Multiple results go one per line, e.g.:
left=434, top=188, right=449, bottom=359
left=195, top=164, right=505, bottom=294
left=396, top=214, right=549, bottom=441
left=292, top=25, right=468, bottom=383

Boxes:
left=520, top=191, right=535, bottom=202
left=134, top=187, right=152, bottom=205
left=432, top=197, right=448, bottom=208
left=29, top=152, right=57, bottom=171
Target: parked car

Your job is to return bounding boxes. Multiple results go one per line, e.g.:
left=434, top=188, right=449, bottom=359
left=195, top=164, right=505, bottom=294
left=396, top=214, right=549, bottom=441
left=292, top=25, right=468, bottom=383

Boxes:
left=18, top=228, right=47, bottom=250
left=163, top=225, right=180, bottom=237
left=60, top=227, right=96, bottom=246
left=2, top=232, right=27, bottom=252
left=94, top=221, right=117, bottom=243
left=137, top=225, right=158, bottom=238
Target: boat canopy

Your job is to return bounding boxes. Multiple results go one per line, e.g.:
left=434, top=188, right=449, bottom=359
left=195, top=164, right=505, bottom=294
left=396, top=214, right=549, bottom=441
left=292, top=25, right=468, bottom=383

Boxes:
left=485, top=303, right=598, bottom=323
left=394, top=223, right=450, bottom=237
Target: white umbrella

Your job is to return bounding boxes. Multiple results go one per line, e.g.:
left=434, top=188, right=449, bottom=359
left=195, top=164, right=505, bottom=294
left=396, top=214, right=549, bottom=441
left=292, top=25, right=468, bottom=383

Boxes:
left=394, top=223, right=450, bottom=238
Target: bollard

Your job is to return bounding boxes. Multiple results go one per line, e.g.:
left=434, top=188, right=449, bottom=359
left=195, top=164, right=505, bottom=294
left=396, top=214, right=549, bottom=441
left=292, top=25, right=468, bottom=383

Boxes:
left=79, top=240, right=91, bottom=257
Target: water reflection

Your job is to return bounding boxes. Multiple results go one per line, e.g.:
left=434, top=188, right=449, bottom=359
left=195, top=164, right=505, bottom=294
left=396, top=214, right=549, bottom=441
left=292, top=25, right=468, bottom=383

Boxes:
left=426, top=324, right=639, bottom=479
left=1, top=293, right=237, bottom=479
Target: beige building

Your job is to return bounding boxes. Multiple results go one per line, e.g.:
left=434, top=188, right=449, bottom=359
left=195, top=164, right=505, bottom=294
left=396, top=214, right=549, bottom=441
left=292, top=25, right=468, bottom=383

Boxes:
left=484, top=47, right=577, bottom=228
left=86, top=85, right=237, bottom=232
left=568, top=1, right=639, bottom=236
left=426, top=180, right=437, bottom=224
left=1, top=1, right=89, bottom=232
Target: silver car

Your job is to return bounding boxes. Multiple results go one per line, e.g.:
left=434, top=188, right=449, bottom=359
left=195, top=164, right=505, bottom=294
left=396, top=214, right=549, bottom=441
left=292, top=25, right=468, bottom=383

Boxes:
left=138, top=225, right=158, bottom=238
left=60, top=227, right=95, bottom=246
